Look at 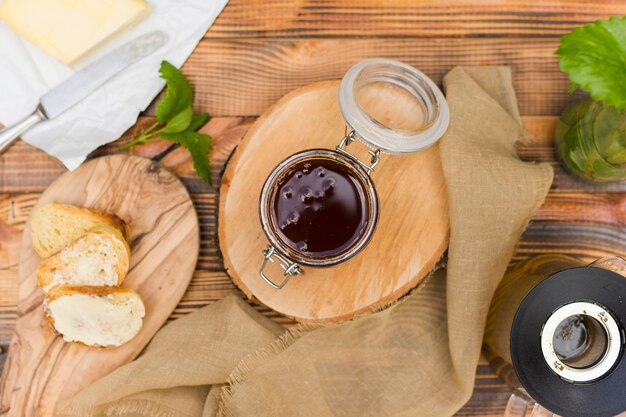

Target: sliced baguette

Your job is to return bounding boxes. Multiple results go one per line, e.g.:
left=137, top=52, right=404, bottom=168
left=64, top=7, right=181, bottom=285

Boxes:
left=36, top=225, right=131, bottom=292
left=44, top=286, right=145, bottom=347
left=31, top=203, right=130, bottom=258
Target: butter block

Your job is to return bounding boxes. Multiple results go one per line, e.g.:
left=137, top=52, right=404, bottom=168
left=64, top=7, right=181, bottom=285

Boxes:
left=0, top=0, right=150, bottom=65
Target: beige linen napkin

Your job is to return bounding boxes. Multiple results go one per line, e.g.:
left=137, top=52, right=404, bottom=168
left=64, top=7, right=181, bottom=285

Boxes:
left=62, top=66, right=553, bottom=417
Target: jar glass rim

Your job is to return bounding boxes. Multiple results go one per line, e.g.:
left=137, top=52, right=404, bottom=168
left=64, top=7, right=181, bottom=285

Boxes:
left=339, top=58, right=450, bottom=154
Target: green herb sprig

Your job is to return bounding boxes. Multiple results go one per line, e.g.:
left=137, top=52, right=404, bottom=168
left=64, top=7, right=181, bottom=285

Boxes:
left=125, top=61, right=213, bottom=184
left=557, top=16, right=626, bottom=109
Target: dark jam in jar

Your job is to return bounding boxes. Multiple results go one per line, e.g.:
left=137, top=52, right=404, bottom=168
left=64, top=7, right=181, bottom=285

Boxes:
left=272, top=158, right=368, bottom=258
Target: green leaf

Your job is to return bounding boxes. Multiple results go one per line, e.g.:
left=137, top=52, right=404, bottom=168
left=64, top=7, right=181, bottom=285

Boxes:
left=557, top=16, right=626, bottom=109
left=160, top=131, right=213, bottom=184
left=128, top=61, right=213, bottom=183
left=160, top=106, right=193, bottom=134
left=155, top=61, right=193, bottom=124
left=188, top=113, right=210, bottom=131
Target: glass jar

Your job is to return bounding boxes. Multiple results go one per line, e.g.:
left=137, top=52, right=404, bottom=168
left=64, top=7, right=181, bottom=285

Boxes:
left=484, top=255, right=626, bottom=417
left=258, top=59, right=450, bottom=289
left=555, top=97, right=626, bottom=183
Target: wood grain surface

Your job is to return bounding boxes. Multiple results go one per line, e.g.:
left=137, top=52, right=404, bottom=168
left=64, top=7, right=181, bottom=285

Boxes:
left=219, top=81, right=449, bottom=322
left=205, top=0, right=626, bottom=38
left=0, top=156, right=199, bottom=416
left=1, top=1, right=626, bottom=415
left=182, top=38, right=573, bottom=117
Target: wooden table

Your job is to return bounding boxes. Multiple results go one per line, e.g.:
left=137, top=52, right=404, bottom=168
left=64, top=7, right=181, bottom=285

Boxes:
left=1, top=1, right=626, bottom=415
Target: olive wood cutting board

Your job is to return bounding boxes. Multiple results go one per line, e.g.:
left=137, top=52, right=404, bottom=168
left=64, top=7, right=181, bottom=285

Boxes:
left=219, top=80, right=449, bottom=323
left=0, top=155, right=199, bottom=416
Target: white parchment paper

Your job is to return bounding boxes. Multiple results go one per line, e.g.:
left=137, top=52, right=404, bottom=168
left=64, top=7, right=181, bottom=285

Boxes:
left=0, top=0, right=228, bottom=170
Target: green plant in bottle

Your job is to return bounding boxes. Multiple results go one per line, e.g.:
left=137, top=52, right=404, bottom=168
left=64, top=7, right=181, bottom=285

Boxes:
left=556, top=16, right=626, bottom=182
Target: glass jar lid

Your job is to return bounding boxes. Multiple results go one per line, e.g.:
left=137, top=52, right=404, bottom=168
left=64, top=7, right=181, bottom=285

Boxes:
left=339, top=58, right=450, bottom=154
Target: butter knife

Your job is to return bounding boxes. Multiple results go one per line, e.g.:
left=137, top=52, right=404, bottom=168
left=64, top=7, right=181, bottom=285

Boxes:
left=0, top=30, right=168, bottom=155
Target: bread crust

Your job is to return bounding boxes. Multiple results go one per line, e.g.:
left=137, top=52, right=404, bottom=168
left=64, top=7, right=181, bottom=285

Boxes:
left=36, top=225, right=131, bottom=291
left=32, top=203, right=131, bottom=258
left=46, top=285, right=139, bottom=301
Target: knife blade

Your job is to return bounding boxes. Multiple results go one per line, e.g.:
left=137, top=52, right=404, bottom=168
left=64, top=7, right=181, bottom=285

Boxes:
left=0, top=30, right=168, bottom=155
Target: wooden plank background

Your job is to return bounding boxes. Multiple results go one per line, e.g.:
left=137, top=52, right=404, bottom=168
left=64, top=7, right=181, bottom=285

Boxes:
left=2, top=1, right=626, bottom=415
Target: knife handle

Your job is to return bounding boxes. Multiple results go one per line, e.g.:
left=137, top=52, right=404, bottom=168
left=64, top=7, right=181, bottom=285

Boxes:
left=0, top=106, right=45, bottom=155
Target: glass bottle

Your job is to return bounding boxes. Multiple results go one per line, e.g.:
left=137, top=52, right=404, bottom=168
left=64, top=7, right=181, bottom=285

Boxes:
left=555, top=97, right=626, bottom=183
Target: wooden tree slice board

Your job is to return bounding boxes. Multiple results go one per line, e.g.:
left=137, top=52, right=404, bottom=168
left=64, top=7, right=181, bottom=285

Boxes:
left=219, top=81, right=449, bottom=323
left=0, top=155, right=199, bottom=417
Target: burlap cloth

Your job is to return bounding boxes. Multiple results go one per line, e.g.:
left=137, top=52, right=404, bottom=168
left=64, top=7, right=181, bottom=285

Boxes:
left=61, top=66, right=553, bottom=417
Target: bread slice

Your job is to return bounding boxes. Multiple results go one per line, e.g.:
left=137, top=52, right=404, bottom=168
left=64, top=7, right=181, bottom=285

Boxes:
left=44, top=286, right=145, bottom=347
left=31, top=203, right=130, bottom=258
left=36, top=225, right=131, bottom=292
